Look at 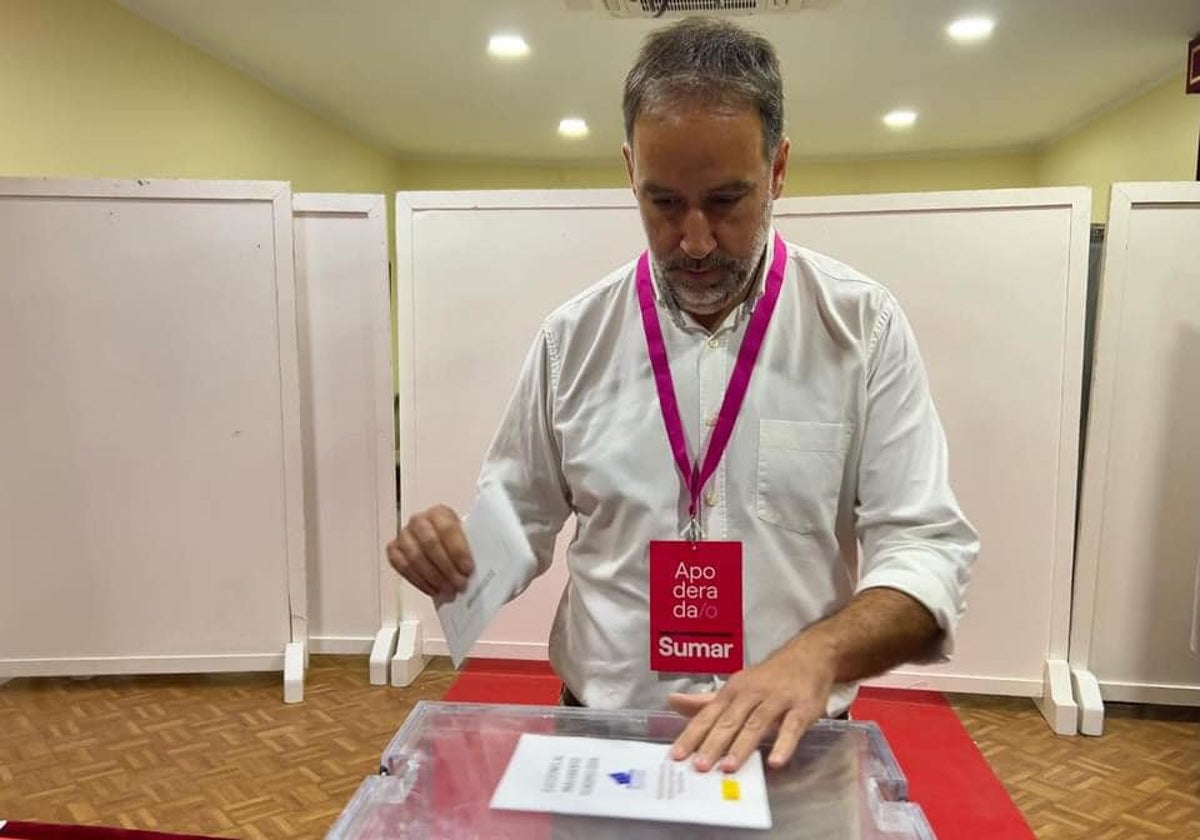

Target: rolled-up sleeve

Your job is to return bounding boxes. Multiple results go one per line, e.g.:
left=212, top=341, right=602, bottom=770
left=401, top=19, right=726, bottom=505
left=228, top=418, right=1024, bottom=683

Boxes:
left=854, top=296, right=979, bottom=660
left=476, top=326, right=573, bottom=595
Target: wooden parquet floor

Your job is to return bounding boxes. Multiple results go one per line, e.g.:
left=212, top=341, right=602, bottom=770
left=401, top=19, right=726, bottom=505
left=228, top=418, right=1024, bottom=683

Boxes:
left=951, top=694, right=1200, bottom=839
left=0, top=657, right=456, bottom=839
left=1, top=658, right=1198, bottom=839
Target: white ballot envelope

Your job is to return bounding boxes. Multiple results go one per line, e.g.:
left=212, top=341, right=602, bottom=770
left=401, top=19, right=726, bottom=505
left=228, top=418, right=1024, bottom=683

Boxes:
left=436, top=482, right=537, bottom=668
left=490, top=733, right=773, bottom=830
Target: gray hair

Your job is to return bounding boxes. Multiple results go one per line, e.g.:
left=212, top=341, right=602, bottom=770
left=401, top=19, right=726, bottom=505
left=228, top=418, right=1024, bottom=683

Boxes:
left=622, top=17, right=785, bottom=161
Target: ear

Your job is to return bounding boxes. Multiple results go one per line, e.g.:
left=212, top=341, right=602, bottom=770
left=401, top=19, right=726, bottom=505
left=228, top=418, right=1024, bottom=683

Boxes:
left=769, top=137, right=790, bottom=199
left=622, top=143, right=637, bottom=195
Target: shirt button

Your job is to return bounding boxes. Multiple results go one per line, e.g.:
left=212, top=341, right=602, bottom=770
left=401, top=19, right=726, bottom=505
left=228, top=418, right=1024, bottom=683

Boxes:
left=707, top=337, right=720, bottom=349
left=705, top=415, right=717, bottom=427
left=704, top=491, right=718, bottom=507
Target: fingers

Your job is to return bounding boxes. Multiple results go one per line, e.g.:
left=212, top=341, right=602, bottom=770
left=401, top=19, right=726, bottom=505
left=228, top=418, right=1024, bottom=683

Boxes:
left=767, top=708, right=813, bottom=770
left=669, top=693, right=732, bottom=769
left=410, top=514, right=465, bottom=594
left=692, top=695, right=762, bottom=773
left=719, top=701, right=782, bottom=773
left=386, top=528, right=440, bottom=596
left=386, top=505, right=472, bottom=598
left=429, top=506, right=473, bottom=578
left=673, top=695, right=809, bottom=773
left=667, top=668, right=825, bottom=774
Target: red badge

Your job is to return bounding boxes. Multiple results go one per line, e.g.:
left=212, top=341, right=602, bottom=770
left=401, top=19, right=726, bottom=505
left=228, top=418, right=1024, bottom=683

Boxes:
left=649, top=540, right=744, bottom=675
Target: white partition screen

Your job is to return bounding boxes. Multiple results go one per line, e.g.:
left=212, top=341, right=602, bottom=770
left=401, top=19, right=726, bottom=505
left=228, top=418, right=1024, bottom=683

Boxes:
left=395, top=188, right=1089, bottom=731
left=394, top=191, right=646, bottom=677
left=0, top=179, right=308, bottom=701
left=1071, top=182, right=1200, bottom=734
left=773, top=190, right=1090, bottom=734
left=293, top=194, right=397, bottom=685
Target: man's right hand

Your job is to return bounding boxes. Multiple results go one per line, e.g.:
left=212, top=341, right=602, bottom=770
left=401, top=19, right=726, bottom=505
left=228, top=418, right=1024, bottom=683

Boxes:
left=386, top=505, right=474, bottom=598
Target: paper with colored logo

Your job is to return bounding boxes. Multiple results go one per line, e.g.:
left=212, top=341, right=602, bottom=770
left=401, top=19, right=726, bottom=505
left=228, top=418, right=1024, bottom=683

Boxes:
left=436, top=481, right=537, bottom=668
left=489, top=733, right=772, bottom=830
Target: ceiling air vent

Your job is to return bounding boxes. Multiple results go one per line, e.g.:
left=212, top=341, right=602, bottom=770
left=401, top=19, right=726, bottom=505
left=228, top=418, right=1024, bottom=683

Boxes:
left=567, top=0, right=796, bottom=18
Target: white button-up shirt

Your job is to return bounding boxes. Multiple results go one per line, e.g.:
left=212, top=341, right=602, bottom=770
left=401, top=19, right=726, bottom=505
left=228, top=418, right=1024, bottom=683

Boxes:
left=477, top=235, right=978, bottom=715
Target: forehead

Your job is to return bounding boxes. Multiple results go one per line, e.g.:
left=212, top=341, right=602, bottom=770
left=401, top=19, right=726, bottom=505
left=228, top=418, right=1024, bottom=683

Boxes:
left=630, top=99, right=767, bottom=189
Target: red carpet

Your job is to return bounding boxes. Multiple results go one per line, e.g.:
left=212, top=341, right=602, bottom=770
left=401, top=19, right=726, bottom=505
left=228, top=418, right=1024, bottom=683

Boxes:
left=441, top=658, right=565, bottom=705
left=442, top=659, right=1033, bottom=839
left=852, top=687, right=1033, bottom=839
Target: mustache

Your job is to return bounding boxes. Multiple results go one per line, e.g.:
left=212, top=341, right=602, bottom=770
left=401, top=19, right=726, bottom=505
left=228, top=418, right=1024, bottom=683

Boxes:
left=663, top=254, right=740, bottom=273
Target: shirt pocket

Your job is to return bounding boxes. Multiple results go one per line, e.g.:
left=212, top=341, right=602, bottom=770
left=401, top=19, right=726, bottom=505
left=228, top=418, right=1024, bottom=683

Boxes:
left=756, top=419, right=849, bottom=534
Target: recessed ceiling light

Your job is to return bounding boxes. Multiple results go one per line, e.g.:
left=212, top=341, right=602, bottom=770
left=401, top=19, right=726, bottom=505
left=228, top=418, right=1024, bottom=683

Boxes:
left=883, top=109, right=918, bottom=129
left=558, top=118, right=589, bottom=139
left=487, top=33, right=529, bottom=59
left=947, top=16, right=995, bottom=42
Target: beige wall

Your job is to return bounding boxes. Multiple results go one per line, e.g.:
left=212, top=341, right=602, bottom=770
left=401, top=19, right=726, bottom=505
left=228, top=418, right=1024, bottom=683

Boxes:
left=787, top=153, right=1039, bottom=196
left=1040, top=72, right=1200, bottom=222
left=395, top=159, right=627, bottom=191
left=394, top=152, right=1040, bottom=196
left=0, top=0, right=399, bottom=193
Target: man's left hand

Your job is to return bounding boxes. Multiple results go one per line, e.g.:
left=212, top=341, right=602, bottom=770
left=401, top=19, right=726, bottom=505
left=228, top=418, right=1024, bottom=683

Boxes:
left=666, top=640, right=836, bottom=773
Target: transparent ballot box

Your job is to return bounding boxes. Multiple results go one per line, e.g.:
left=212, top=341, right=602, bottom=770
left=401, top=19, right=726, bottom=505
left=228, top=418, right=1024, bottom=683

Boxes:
left=326, top=701, right=935, bottom=839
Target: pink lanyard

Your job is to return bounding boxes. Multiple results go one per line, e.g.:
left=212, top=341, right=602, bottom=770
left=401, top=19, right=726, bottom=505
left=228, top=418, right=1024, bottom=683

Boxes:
left=636, top=233, right=787, bottom=539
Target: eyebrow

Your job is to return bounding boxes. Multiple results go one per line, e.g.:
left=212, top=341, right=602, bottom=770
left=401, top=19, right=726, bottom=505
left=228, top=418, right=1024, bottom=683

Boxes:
left=642, top=180, right=754, bottom=197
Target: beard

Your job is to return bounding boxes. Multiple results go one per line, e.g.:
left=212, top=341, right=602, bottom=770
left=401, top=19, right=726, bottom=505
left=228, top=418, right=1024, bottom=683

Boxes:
left=654, top=208, right=772, bottom=320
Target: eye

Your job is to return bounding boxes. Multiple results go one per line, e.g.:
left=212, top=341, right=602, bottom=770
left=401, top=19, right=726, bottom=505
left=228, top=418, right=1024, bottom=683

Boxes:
left=710, top=194, right=743, bottom=207
left=652, top=196, right=682, bottom=211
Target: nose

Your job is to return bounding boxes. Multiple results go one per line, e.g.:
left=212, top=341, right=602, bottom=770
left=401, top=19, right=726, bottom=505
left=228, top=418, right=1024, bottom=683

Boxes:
left=679, top=208, right=716, bottom=260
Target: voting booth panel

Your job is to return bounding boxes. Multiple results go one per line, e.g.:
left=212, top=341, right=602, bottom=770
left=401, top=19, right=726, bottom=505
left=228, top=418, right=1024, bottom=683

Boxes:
left=293, top=194, right=398, bottom=686
left=773, top=190, right=1090, bottom=736
left=393, top=188, right=1089, bottom=732
left=0, top=178, right=308, bottom=700
left=393, top=191, right=647, bottom=674
left=1071, top=183, right=1200, bottom=735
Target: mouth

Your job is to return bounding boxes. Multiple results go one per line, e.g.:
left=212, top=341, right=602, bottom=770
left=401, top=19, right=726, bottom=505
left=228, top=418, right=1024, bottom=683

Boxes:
left=671, top=267, right=721, bottom=285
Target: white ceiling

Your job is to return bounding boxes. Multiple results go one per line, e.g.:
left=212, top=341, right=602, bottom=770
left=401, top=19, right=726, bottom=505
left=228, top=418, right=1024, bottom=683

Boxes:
left=119, top=0, right=1200, bottom=163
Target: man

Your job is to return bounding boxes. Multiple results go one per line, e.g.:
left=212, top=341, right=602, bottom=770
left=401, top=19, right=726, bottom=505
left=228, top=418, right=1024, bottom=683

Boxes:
left=387, top=17, right=978, bottom=774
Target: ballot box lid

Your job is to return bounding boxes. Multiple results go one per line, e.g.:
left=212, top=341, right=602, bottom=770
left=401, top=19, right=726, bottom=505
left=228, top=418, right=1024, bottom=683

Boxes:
left=325, top=701, right=935, bottom=839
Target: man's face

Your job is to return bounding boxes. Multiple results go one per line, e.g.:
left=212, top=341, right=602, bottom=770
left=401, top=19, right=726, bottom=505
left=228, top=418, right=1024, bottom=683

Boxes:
left=624, top=100, right=789, bottom=326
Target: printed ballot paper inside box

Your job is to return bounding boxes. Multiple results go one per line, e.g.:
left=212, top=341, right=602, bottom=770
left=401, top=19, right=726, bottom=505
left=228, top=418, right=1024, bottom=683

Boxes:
left=325, top=701, right=935, bottom=839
